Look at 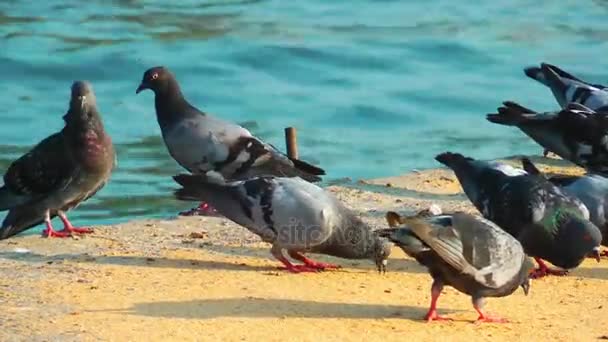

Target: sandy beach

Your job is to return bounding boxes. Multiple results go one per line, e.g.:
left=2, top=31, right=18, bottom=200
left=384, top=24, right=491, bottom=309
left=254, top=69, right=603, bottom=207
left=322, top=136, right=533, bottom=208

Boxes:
left=1, top=156, right=607, bottom=342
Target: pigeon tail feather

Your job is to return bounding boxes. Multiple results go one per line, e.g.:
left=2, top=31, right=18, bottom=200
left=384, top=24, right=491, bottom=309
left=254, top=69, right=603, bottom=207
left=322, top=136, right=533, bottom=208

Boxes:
left=486, top=101, right=538, bottom=125
left=172, top=174, right=225, bottom=202
left=289, top=158, right=325, bottom=176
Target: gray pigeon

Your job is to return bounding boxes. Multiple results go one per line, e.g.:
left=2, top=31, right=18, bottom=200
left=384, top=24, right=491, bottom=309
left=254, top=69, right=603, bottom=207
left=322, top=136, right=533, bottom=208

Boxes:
left=378, top=212, right=533, bottom=323
left=172, top=173, right=391, bottom=273
left=435, top=152, right=602, bottom=278
left=525, top=63, right=608, bottom=111
left=521, top=158, right=608, bottom=255
left=136, top=66, right=325, bottom=216
left=487, top=101, right=608, bottom=175
left=0, top=81, right=115, bottom=239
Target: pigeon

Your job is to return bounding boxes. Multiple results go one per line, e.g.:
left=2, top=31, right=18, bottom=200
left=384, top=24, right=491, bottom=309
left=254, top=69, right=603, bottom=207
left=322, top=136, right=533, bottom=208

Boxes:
left=521, top=158, right=608, bottom=256
left=172, top=173, right=391, bottom=273
left=136, top=66, right=325, bottom=216
left=0, top=81, right=115, bottom=239
left=378, top=212, right=533, bottom=323
left=487, top=101, right=608, bottom=174
left=524, top=63, right=608, bottom=157
left=524, top=63, right=608, bottom=111
left=435, top=152, right=602, bottom=278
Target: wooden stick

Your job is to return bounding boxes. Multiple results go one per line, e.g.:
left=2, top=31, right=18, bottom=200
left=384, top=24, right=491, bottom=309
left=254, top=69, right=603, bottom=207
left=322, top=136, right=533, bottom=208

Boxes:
left=284, top=127, right=298, bottom=159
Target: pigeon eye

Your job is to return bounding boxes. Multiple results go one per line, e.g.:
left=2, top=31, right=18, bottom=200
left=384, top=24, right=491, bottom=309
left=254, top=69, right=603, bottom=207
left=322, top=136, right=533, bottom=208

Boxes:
left=152, top=73, right=158, bottom=80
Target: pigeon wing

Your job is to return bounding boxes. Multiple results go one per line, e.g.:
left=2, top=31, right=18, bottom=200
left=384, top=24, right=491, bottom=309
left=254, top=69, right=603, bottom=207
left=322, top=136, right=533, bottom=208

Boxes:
left=409, top=213, right=524, bottom=289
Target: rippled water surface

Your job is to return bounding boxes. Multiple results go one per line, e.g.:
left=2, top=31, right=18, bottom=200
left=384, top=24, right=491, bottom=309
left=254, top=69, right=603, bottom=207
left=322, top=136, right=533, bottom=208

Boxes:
left=1, top=0, right=608, bottom=226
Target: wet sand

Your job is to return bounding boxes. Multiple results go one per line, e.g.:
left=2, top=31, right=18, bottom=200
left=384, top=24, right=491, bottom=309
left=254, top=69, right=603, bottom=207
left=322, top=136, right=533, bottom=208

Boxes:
left=1, top=156, right=607, bottom=341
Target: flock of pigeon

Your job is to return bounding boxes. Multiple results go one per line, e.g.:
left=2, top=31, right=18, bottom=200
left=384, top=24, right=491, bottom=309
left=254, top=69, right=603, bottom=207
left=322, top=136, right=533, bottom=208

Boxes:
left=0, top=63, right=607, bottom=324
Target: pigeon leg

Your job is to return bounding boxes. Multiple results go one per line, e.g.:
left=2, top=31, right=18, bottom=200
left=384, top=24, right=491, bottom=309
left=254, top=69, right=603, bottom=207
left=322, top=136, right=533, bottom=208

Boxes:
left=179, top=202, right=219, bottom=217
left=42, top=212, right=71, bottom=238
left=57, top=211, right=93, bottom=234
left=423, top=281, right=452, bottom=322
left=287, top=250, right=341, bottom=270
left=271, top=245, right=318, bottom=273
left=601, top=250, right=608, bottom=258
left=473, top=297, right=508, bottom=323
left=530, top=258, right=568, bottom=278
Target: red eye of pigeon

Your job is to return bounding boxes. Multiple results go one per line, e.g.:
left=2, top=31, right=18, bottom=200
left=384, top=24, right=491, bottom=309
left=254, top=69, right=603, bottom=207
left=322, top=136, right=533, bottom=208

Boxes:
left=583, top=233, right=591, bottom=241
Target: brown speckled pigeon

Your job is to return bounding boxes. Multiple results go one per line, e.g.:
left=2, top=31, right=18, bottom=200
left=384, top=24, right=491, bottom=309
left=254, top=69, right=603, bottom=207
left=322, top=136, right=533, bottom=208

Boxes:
left=0, top=81, right=115, bottom=239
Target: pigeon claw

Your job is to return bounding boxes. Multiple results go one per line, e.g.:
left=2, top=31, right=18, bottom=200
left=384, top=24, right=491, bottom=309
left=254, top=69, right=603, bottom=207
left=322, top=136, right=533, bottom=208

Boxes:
left=423, top=310, right=452, bottom=322
left=179, top=202, right=220, bottom=217
left=279, top=265, right=321, bottom=273
left=530, top=267, right=568, bottom=279
left=42, top=228, right=72, bottom=238
left=61, top=226, right=93, bottom=234
left=475, top=315, right=509, bottom=324
left=530, top=258, right=569, bottom=278
left=303, top=261, right=341, bottom=270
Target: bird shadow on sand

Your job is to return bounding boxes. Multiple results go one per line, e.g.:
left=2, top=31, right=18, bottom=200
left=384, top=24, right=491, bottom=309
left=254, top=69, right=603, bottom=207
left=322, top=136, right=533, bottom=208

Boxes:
left=0, top=250, right=426, bottom=274
left=92, top=297, right=463, bottom=322
left=0, top=251, right=276, bottom=272
left=201, top=244, right=428, bottom=274
left=570, top=266, right=608, bottom=280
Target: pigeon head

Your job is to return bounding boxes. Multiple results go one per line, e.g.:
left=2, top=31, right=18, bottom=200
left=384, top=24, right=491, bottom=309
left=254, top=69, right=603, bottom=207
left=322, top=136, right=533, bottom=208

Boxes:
left=69, top=81, right=95, bottom=108
left=372, top=237, right=392, bottom=274
left=64, top=81, right=99, bottom=126
left=551, top=211, right=602, bottom=268
left=519, top=257, right=535, bottom=296
left=136, top=66, right=174, bottom=94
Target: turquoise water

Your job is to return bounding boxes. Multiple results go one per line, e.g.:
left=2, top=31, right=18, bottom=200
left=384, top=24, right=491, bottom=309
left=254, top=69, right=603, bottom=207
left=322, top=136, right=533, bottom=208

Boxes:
left=1, top=1, right=608, bottom=226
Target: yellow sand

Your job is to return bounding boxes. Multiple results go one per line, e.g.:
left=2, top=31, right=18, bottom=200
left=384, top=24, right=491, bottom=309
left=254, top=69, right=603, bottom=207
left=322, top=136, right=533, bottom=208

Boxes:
left=1, top=158, right=607, bottom=341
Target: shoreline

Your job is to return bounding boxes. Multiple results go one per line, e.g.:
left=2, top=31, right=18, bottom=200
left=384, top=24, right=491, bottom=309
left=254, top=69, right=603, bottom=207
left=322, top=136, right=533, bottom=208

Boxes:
left=1, top=156, right=606, bottom=341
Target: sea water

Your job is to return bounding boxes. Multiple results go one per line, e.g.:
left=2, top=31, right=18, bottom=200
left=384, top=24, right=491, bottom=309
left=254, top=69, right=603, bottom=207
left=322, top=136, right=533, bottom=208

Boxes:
left=0, top=0, right=607, bottom=225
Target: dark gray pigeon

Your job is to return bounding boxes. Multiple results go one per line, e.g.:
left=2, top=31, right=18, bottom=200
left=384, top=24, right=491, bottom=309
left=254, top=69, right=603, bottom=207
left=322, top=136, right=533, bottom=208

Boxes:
left=0, top=81, right=115, bottom=239
left=487, top=101, right=608, bottom=174
left=525, top=63, right=608, bottom=111
left=136, top=66, right=325, bottom=216
left=172, top=173, right=391, bottom=273
left=521, top=158, right=608, bottom=255
left=524, top=63, right=608, bottom=157
left=435, top=152, right=602, bottom=278
left=378, top=212, right=533, bottom=323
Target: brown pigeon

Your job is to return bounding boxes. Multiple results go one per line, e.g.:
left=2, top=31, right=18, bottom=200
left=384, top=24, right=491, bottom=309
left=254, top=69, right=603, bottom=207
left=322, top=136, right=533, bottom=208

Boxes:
left=0, top=81, right=115, bottom=239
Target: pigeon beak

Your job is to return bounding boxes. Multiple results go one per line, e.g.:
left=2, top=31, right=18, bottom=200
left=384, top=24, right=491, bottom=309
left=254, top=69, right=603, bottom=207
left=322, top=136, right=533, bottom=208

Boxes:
left=521, top=280, right=530, bottom=296
left=136, top=83, right=147, bottom=94
left=592, top=246, right=602, bottom=263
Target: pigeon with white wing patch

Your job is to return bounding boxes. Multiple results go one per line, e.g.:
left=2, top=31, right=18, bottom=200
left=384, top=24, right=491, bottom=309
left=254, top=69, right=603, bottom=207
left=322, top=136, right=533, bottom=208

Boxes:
left=435, top=152, right=601, bottom=278
left=172, top=174, right=391, bottom=273
left=136, top=66, right=325, bottom=216
left=487, top=101, right=608, bottom=174
left=525, top=63, right=608, bottom=111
